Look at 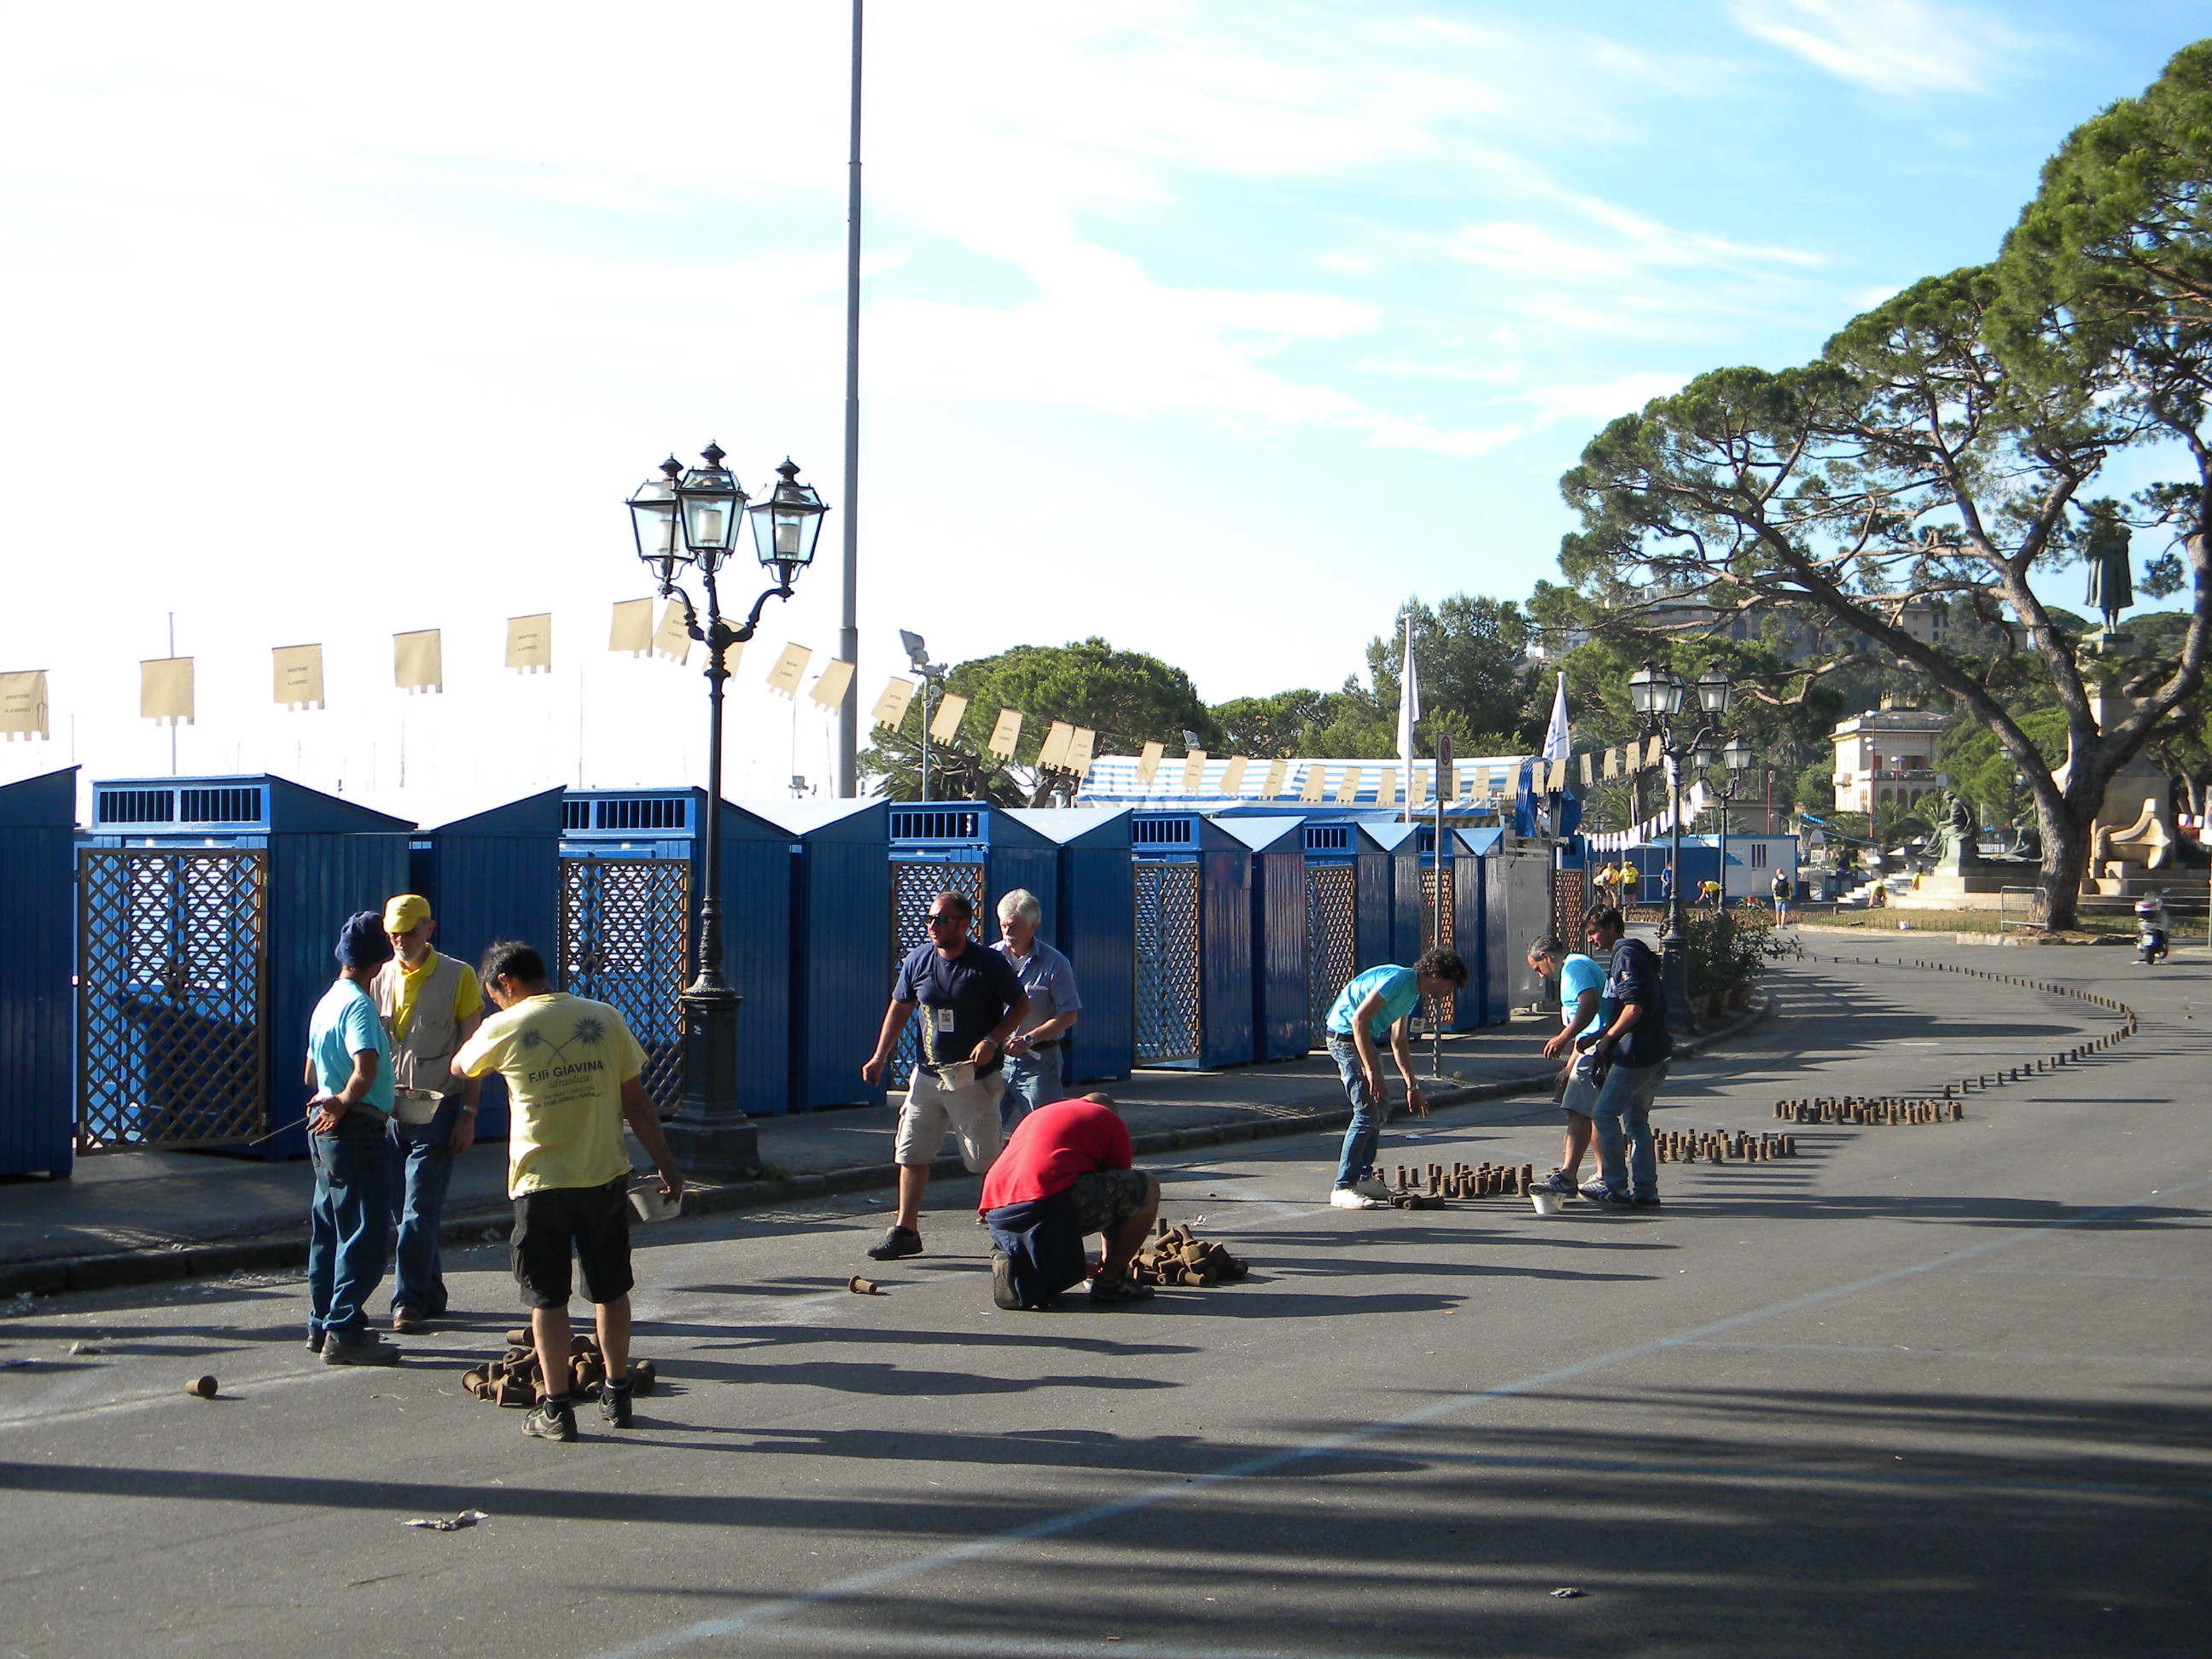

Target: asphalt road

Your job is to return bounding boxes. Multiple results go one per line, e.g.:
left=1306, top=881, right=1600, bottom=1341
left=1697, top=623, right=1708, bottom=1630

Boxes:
left=1, top=946, right=2206, bottom=1659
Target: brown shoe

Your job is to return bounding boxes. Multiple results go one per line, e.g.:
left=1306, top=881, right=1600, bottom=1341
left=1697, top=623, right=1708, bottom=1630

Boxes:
left=391, top=1307, right=428, bottom=1335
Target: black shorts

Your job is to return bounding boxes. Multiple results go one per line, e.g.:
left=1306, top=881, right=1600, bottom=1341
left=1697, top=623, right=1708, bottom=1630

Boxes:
left=510, top=1175, right=633, bottom=1309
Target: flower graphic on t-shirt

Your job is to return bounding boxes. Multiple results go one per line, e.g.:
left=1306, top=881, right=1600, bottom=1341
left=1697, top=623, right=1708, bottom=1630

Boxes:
left=572, top=1016, right=605, bottom=1049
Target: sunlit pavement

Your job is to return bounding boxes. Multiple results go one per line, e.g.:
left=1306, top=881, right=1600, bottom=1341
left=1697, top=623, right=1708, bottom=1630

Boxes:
left=1, top=946, right=2205, bottom=1658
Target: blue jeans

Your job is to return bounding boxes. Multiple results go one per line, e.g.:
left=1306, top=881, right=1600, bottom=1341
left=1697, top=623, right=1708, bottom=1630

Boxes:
left=1591, top=1058, right=1669, bottom=1198
left=307, top=1113, right=393, bottom=1342
left=388, top=1096, right=463, bottom=1316
left=1329, top=1034, right=1390, bottom=1189
left=1002, top=1045, right=1062, bottom=1131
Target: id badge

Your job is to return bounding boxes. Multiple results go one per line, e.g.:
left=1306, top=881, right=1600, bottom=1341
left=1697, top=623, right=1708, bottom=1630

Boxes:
left=934, top=1006, right=957, bottom=1034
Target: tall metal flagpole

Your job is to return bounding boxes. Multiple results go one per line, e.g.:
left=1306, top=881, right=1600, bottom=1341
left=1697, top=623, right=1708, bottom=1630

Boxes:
left=835, top=0, right=864, bottom=796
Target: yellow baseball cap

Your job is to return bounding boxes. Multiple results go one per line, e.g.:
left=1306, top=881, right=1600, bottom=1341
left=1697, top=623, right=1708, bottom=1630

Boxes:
left=384, top=894, right=432, bottom=933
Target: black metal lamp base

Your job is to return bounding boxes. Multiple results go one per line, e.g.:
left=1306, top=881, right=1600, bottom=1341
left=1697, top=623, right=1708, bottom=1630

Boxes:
left=667, top=985, right=760, bottom=1179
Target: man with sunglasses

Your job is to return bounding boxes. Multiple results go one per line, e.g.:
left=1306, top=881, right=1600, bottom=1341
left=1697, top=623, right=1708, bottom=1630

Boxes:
left=861, top=890, right=1029, bottom=1260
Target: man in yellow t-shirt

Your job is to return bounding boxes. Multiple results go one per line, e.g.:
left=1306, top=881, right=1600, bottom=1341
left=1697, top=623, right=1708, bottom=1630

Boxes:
left=452, top=940, right=683, bottom=1444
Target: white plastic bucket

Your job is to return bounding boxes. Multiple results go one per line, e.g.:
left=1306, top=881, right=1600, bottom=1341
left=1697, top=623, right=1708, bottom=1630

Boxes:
left=628, top=1182, right=681, bottom=1223
left=1529, top=1190, right=1563, bottom=1218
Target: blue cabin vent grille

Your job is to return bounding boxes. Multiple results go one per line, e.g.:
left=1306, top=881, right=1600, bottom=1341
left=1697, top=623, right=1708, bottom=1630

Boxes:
left=95, top=789, right=176, bottom=824
left=889, top=807, right=981, bottom=841
left=1304, top=824, right=1349, bottom=853
left=562, top=800, right=593, bottom=830
left=178, top=787, right=262, bottom=824
left=585, top=797, right=689, bottom=832
left=1132, top=817, right=1194, bottom=847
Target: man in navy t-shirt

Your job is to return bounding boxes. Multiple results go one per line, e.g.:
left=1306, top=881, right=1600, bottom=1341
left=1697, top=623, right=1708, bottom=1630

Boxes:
left=861, top=889, right=1028, bottom=1261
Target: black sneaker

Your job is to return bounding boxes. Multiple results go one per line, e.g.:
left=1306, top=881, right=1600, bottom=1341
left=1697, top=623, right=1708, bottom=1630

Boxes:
left=866, top=1226, right=923, bottom=1261
left=990, top=1249, right=1020, bottom=1311
left=599, top=1379, right=634, bottom=1429
left=305, top=1330, right=325, bottom=1354
left=1631, top=1194, right=1662, bottom=1209
left=524, top=1396, right=578, bottom=1441
left=323, top=1330, right=399, bottom=1366
left=1599, top=1189, right=1636, bottom=1208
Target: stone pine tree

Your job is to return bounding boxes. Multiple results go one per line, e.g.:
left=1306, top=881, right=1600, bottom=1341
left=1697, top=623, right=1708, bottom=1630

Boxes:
left=1558, top=45, right=2212, bottom=928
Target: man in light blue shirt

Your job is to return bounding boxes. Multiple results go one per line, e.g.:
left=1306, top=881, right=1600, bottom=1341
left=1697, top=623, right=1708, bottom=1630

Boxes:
left=304, top=911, right=400, bottom=1365
left=1323, top=948, right=1469, bottom=1209
left=992, top=888, right=1083, bottom=1129
left=1529, top=933, right=1607, bottom=1196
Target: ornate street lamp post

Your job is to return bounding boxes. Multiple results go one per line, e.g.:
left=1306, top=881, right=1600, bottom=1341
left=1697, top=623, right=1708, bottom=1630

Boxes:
left=1701, top=731, right=1758, bottom=916
left=1628, top=660, right=1733, bottom=1029
left=626, top=447, right=826, bottom=1175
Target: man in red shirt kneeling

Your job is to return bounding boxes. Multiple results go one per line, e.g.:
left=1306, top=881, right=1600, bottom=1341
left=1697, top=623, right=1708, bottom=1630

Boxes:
left=979, top=1092, right=1160, bottom=1310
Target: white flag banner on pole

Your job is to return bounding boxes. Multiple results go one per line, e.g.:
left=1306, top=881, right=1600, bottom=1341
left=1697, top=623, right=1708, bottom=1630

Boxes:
left=1397, top=612, right=1421, bottom=817
left=1541, top=672, right=1570, bottom=770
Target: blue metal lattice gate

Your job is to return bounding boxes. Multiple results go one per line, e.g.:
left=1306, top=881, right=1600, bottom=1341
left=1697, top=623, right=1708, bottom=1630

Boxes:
left=1306, top=864, right=1357, bottom=1042
left=77, top=847, right=269, bottom=1150
left=558, top=856, right=690, bottom=1109
left=1132, top=860, right=1201, bottom=1065
left=888, top=856, right=985, bottom=1080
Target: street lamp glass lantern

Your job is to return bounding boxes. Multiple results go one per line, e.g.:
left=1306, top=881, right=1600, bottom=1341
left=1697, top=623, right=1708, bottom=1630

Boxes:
left=1627, top=662, right=1665, bottom=717
left=1696, top=662, right=1733, bottom=715
left=1692, top=741, right=1720, bottom=770
left=626, top=457, right=688, bottom=591
left=749, top=458, right=827, bottom=580
left=1725, top=732, right=1755, bottom=771
left=1662, top=669, right=1687, bottom=717
left=677, top=442, right=748, bottom=572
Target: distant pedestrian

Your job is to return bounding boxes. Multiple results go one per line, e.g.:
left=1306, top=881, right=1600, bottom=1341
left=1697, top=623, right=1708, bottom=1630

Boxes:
left=1659, top=864, right=1674, bottom=907
left=1579, top=906, right=1672, bottom=1208
left=452, top=941, right=684, bottom=1443
left=1697, top=877, right=1722, bottom=911
left=992, top=888, right=1082, bottom=1131
left=1771, top=867, right=1794, bottom=926
left=374, top=894, right=483, bottom=1335
left=981, top=1092, right=1160, bottom=1309
left=1527, top=934, right=1607, bottom=1197
left=860, top=890, right=1029, bottom=1260
left=305, top=912, right=399, bottom=1366
left=1321, top=948, right=1470, bottom=1209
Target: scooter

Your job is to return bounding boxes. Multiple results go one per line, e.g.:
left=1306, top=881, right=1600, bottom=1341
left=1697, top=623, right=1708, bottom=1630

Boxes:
left=2135, top=894, right=2169, bottom=965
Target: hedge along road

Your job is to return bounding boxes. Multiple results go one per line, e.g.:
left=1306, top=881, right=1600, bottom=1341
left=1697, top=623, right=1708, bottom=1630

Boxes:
left=0, top=948, right=2203, bottom=1659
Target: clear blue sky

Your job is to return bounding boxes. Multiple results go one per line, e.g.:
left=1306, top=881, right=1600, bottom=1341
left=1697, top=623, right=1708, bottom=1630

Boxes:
left=1, top=2, right=2203, bottom=812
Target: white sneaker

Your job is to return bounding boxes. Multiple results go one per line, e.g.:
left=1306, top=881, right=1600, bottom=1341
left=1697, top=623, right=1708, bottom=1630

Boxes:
left=1330, top=1187, right=1388, bottom=1210
left=1353, top=1177, right=1391, bottom=1200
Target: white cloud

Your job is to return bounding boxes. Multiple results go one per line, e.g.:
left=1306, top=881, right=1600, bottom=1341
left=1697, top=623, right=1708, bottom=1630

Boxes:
left=1728, top=0, right=2027, bottom=94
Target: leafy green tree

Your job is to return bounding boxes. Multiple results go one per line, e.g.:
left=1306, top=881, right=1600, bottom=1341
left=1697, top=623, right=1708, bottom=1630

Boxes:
left=859, top=637, right=1215, bottom=804
left=1363, top=594, right=1538, bottom=752
left=1555, top=224, right=2197, bottom=925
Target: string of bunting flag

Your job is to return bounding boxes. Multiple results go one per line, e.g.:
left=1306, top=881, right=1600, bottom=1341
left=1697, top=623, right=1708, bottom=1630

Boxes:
left=0, top=599, right=1106, bottom=780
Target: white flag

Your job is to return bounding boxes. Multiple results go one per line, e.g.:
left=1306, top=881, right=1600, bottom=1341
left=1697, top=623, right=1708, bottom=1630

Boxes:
left=1541, top=672, right=1570, bottom=769
left=1396, top=612, right=1421, bottom=816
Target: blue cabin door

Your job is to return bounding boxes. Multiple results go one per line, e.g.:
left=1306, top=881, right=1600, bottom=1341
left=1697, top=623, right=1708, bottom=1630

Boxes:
left=1132, top=860, right=1202, bottom=1065
left=1304, top=865, right=1357, bottom=1044
left=557, top=857, right=690, bottom=1109
left=77, top=847, right=268, bottom=1151
left=888, top=856, right=986, bottom=1079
